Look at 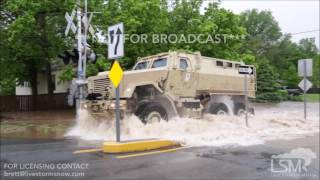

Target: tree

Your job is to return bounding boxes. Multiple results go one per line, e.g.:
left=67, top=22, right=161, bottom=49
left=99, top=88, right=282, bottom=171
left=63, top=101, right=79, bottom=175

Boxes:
left=100, top=0, right=170, bottom=69
left=282, top=65, right=300, bottom=87
left=312, top=54, right=320, bottom=87
left=264, top=35, right=301, bottom=87
left=256, top=60, right=282, bottom=102
left=1, top=0, right=73, bottom=96
left=199, top=2, right=248, bottom=60
left=297, top=38, right=319, bottom=88
left=240, top=9, right=282, bottom=59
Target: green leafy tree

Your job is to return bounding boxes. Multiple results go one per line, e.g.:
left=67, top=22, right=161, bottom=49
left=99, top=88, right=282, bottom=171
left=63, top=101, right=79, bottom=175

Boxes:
left=312, top=55, right=320, bottom=87
left=264, top=35, right=301, bottom=87
left=282, top=65, right=300, bottom=87
left=1, top=0, right=73, bottom=96
left=297, top=38, right=319, bottom=87
left=100, top=0, right=170, bottom=69
left=256, top=60, right=282, bottom=102
left=199, top=3, right=247, bottom=60
left=240, top=9, right=281, bottom=59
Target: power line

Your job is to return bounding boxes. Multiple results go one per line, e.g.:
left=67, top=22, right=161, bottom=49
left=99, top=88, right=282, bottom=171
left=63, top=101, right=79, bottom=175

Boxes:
left=289, top=29, right=319, bottom=35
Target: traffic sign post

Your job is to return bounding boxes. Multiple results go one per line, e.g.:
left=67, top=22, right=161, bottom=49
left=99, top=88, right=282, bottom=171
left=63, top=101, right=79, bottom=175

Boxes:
left=298, top=59, right=313, bottom=120
left=244, top=74, right=249, bottom=127
left=238, top=65, right=254, bottom=127
left=108, top=23, right=124, bottom=142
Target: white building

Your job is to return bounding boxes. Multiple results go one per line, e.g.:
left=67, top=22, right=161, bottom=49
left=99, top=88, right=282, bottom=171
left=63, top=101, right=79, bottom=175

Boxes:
left=16, top=67, right=71, bottom=95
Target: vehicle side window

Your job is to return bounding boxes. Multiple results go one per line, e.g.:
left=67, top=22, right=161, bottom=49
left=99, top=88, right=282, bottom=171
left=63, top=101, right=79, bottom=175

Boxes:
left=179, top=59, right=188, bottom=70
left=216, top=61, right=223, bottom=67
left=134, top=61, right=148, bottom=70
left=151, top=58, right=167, bottom=68
left=226, top=62, right=233, bottom=68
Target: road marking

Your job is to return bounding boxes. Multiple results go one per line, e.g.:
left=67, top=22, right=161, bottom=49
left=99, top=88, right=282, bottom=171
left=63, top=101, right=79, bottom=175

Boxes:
left=73, top=148, right=102, bottom=154
left=116, top=146, right=190, bottom=159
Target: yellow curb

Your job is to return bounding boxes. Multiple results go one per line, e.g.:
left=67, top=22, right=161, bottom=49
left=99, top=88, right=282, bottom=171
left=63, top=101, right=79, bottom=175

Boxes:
left=73, top=148, right=102, bottom=154
left=102, top=139, right=180, bottom=153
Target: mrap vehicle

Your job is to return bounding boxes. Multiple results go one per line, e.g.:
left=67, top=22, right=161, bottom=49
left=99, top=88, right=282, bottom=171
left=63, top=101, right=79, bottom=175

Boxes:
left=84, top=51, right=256, bottom=123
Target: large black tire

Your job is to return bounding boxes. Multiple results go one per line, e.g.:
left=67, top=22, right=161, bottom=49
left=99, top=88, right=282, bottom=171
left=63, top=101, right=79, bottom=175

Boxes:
left=209, top=103, right=229, bottom=115
left=137, top=103, right=168, bottom=124
left=234, top=103, right=246, bottom=116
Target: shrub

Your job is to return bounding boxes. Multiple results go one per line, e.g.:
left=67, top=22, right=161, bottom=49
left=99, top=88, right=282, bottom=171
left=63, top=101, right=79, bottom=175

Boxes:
left=256, top=92, right=283, bottom=103
left=278, top=90, right=289, bottom=101
left=287, top=95, right=303, bottom=101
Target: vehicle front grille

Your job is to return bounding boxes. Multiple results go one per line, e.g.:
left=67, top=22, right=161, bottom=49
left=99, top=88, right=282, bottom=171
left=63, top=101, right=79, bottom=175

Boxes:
left=93, top=78, right=111, bottom=98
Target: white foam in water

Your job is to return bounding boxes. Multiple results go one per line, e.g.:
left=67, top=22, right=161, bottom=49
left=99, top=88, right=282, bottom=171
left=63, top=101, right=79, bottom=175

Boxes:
left=65, top=102, right=319, bottom=147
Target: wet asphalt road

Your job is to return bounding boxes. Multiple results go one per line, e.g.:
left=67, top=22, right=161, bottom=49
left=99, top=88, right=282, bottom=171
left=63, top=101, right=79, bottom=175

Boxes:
left=1, top=134, right=319, bottom=180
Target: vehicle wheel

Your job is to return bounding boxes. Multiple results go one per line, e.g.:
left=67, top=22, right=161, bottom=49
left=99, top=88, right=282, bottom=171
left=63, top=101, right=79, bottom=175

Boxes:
left=210, top=103, right=229, bottom=115
left=139, top=104, right=168, bottom=124
left=236, top=109, right=246, bottom=116
left=234, top=103, right=246, bottom=116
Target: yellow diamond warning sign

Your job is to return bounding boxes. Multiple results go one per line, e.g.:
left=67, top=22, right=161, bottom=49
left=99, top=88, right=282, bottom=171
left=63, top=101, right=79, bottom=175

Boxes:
left=109, top=61, right=123, bottom=88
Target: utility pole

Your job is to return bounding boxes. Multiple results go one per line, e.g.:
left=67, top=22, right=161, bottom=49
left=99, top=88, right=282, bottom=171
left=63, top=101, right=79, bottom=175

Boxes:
left=83, top=0, right=88, bottom=80
left=76, top=0, right=83, bottom=109
left=75, top=0, right=88, bottom=109
left=65, top=0, right=96, bottom=108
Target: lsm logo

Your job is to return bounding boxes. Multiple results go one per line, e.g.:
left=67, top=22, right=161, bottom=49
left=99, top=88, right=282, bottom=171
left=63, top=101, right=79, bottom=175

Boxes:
left=270, top=148, right=317, bottom=177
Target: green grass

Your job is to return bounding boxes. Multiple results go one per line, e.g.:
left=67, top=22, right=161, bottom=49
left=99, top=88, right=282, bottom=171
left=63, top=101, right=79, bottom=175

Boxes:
left=286, top=93, right=319, bottom=102
left=305, top=94, right=320, bottom=102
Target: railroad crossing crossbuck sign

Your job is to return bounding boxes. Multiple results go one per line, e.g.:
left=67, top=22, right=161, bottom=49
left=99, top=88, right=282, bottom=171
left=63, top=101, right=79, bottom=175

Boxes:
left=108, top=23, right=124, bottom=59
left=82, top=13, right=95, bottom=37
left=65, top=9, right=77, bottom=36
left=238, top=65, right=254, bottom=75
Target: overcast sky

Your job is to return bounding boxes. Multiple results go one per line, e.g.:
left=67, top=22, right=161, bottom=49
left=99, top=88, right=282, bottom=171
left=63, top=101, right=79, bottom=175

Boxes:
left=207, top=0, right=319, bottom=47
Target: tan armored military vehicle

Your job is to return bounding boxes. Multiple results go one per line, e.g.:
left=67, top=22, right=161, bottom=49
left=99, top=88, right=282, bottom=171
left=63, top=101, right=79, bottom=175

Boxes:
left=85, top=51, right=256, bottom=123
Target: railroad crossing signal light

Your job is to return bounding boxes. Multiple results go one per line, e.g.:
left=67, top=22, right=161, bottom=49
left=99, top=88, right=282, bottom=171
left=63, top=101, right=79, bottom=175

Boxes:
left=58, top=48, right=97, bottom=65
left=58, top=49, right=78, bottom=65
left=58, top=51, right=71, bottom=65
left=109, top=61, right=123, bottom=88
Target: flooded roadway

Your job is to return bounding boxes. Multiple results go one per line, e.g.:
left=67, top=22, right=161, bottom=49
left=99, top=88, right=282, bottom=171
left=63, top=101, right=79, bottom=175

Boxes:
left=67, top=101, right=319, bottom=146
left=0, top=102, right=319, bottom=179
left=0, top=110, right=75, bottom=139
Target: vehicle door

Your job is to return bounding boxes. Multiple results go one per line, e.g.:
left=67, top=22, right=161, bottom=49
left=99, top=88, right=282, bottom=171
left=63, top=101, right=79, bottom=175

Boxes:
left=172, top=57, right=197, bottom=96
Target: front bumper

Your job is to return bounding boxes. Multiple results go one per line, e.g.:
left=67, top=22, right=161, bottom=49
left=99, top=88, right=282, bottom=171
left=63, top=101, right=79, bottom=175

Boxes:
left=81, top=100, right=128, bottom=120
left=83, top=100, right=127, bottom=112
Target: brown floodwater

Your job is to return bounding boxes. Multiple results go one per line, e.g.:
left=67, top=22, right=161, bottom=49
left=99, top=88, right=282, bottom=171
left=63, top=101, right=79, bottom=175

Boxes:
left=0, top=110, right=75, bottom=139
left=0, top=101, right=319, bottom=144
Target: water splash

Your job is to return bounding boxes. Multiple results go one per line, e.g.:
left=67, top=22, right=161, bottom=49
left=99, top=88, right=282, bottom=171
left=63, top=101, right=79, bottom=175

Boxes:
left=65, top=102, right=319, bottom=147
